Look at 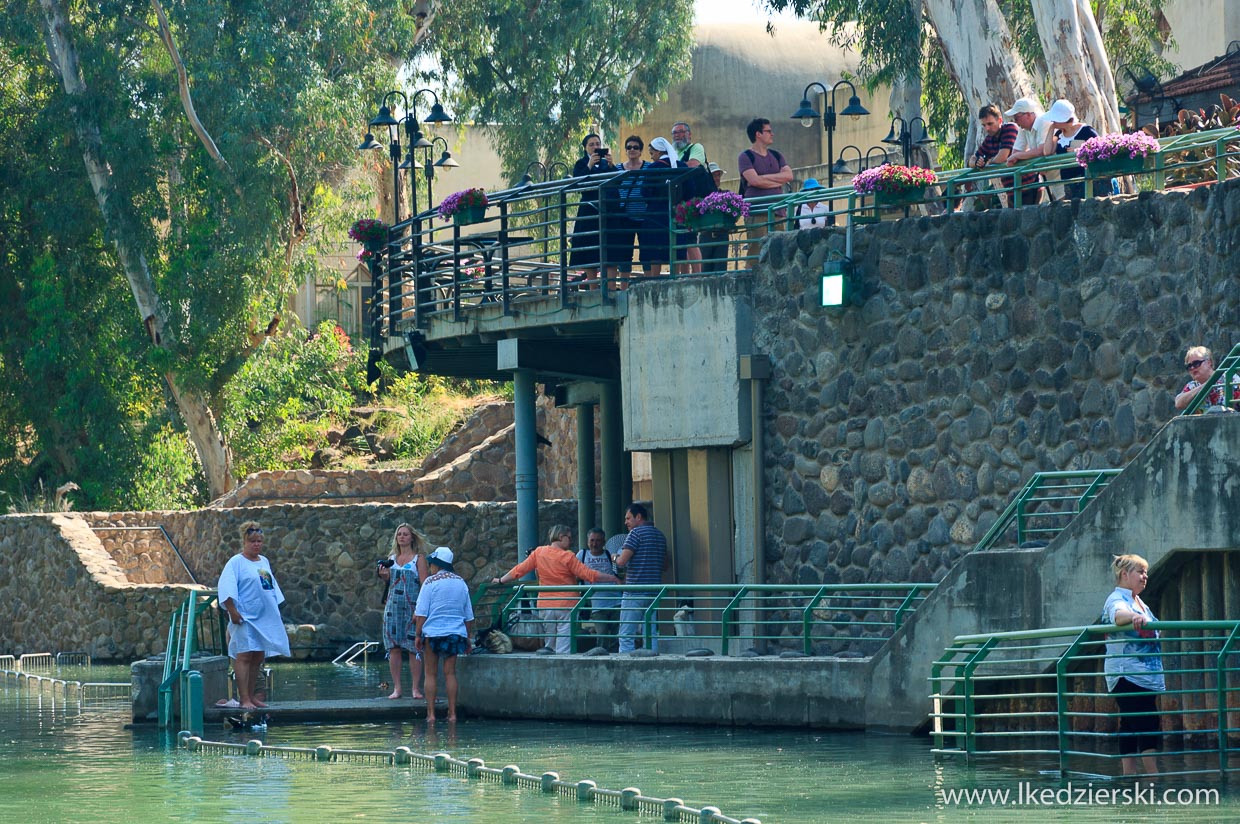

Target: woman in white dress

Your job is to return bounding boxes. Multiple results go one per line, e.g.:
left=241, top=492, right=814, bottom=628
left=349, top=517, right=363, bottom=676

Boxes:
left=218, top=521, right=290, bottom=709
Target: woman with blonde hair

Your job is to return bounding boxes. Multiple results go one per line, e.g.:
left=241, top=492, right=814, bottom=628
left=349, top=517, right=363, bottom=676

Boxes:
left=377, top=523, right=430, bottom=700
left=1102, top=553, right=1165, bottom=775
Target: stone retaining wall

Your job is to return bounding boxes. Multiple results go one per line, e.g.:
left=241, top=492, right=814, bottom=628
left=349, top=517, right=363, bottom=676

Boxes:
left=91, top=526, right=196, bottom=585
left=214, top=395, right=593, bottom=508
left=752, top=182, right=1240, bottom=588
left=0, top=499, right=575, bottom=661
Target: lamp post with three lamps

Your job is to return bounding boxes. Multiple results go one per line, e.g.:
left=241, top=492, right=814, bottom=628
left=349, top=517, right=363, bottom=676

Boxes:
left=881, top=116, right=933, bottom=167
left=791, top=80, right=870, bottom=189
left=358, top=88, right=453, bottom=224
left=830, top=144, right=893, bottom=178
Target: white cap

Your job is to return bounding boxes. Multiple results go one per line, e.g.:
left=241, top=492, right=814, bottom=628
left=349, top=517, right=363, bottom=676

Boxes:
left=428, top=547, right=454, bottom=566
left=1044, top=99, right=1076, bottom=123
left=707, top=162, right=725, bottom=175
left=1004, top=96, right=1042, bottom=117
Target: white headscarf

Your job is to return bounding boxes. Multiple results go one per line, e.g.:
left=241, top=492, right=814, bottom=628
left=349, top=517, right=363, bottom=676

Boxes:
left=649, top=136, right=677, bottom=167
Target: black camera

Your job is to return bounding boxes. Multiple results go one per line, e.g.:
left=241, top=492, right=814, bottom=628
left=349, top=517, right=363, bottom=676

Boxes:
left=377, top=558, right=395, bottom=569
left=595, top=147, right=610, bottom=156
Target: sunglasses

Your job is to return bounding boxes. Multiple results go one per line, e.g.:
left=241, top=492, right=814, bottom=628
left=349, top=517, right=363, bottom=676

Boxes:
left=245, top=527, right=263, bottom=535
left=1186, top=359, right=1209, bottom=370
left=625, top=144, right=641, bottom=150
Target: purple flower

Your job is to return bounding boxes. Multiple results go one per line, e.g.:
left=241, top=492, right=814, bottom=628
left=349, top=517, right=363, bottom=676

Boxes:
left=348, top=218, right=389, bottom=242
left=1075, top=132, right=1161, bottom=167
left=437, top=188, right=489, bottom=220
left=852, top=164, right=938, bottom=195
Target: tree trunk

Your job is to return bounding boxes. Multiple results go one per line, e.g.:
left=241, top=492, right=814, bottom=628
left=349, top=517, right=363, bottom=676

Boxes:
left=38, top=0, right=235, bottom=498
left=923, top=0, right=1036, bottom=158
left=1029, top=0, right=1122, bottom=134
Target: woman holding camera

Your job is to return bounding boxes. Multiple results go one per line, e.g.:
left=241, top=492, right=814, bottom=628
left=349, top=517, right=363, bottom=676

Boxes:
left=377, top=523, right=430, bottom=700
left=568, top=133, right=617, bottom=281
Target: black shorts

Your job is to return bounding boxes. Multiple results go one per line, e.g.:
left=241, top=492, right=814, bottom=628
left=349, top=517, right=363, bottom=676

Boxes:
left=1111, top=676, right=1161, bottom=754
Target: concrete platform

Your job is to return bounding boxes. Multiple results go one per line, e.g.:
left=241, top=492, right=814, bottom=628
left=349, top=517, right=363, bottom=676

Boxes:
left=203, top=697, right=449, bottom=724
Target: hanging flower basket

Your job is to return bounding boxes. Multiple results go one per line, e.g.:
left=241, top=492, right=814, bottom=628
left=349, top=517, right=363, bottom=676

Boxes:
left=852, top=164, right=938, bottom=209
left=438, top=188, right=489, bottom=225
left=1075, top=132, right=1160, bottom=177
left=674, top=191, right=750, bottom=231
left=348, top=217, right=389, bottom=251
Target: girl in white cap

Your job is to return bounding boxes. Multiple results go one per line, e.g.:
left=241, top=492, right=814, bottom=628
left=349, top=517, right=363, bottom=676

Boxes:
left=413, top=547, right=474, bottom=722
left=1040, top=99, right=1099, bottom=199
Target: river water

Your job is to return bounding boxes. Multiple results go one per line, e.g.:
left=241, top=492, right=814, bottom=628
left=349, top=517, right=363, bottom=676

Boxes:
left=1, top=663, right=1234, bottom=823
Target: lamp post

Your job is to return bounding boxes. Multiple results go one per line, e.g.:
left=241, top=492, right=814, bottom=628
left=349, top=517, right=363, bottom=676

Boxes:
left=361, top=88, right=453, bottom=223
left=422, top=136, right=459, bottom=210
left=830, top=145, right=891, bottom=177
left=548, top=161, right=572, bottom=179
left=792, top=80, right=870, bottom=189
left=881, top=116, right=932, bottom=167
left=520, top=161, right=548, bottom=187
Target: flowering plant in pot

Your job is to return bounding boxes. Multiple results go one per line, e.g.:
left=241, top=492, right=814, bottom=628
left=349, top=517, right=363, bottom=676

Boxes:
left=1075, top=132, right=1161, bottom=174
left=852, top=164, right=938, bottom=196
left=674, top=190, right=751, bottom=229
left=437, top=188, right=489, bottom=223
left=348, top=217, right=388, bottom=248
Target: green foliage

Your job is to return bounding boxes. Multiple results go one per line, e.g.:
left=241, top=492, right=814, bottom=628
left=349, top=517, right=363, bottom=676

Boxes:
left=129, top=423, right=207, bottom=510
left=424, top=0, right=695, bottom=179
left=220, top=322, right=367, bottom=474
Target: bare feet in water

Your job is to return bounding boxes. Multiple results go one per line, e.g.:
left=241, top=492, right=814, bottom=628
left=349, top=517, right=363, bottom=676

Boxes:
left=386, top=691, right=402, bottom=700
left=426, top=713, right=436, bottom=723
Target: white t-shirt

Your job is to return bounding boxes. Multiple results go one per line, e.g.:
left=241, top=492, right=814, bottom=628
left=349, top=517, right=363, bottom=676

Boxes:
left=796, top=201, right=831, bottom=229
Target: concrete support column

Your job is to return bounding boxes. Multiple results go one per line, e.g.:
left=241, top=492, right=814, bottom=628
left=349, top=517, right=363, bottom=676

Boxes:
left=513, top=369, right=538, bottom=563
left=600, top=381, right=624, bottom=537
left=575, top=402, right=596, bottom=541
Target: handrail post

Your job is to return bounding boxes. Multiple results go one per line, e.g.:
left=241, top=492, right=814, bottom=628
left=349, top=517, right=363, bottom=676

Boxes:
left=892, top=587, right=921, bottom=631
left=961, top=638, right=997, bottom=758
left=645, top=587, right=665, bottom=651
left=801, top=586, right=827, bottom=656
left=1216, top=623, right=1239, bottom=775
left=1054, top=628, right=1092, bottom=777
left=558, top=191, right=570, bottom=303
left=499, top=201, right=513, bottom=316
left=719, top=587, right=748, bottom=656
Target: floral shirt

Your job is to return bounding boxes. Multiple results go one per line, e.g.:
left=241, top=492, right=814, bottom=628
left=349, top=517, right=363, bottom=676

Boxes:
left=1102, top=587, right=1165, bottom=692
left=1181, top=374, right=1240, bottom=408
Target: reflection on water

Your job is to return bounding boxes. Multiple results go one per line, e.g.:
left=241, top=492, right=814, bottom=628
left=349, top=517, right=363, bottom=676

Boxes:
left=0, top=663, right=1235, bottom=823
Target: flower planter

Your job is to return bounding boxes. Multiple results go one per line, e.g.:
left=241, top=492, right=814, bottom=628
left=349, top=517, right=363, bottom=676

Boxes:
left=1087, top=155, right=1147, bottom=177
left=363, top=237, right=386, bottom=253
left=452, top=205, right=487, bottom=226
left=690, top=212, right=739, bottom=232
left=875, top=186, right=926, bottom=208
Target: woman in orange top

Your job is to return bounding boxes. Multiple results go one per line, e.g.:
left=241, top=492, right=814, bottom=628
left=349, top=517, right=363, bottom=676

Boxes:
left=492, top=524, right=619, bottom=654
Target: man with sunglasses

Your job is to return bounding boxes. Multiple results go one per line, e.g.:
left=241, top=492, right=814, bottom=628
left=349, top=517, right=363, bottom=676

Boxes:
left=1174, top=346, right=1239, bottom=411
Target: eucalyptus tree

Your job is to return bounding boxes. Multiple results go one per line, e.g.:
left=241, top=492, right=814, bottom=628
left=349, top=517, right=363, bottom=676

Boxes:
left=3, top=0, right=421, bottom=503
left=422, top=0, right=695, bottom=179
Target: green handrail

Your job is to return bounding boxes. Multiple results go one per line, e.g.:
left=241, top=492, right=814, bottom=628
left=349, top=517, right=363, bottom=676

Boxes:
left=1054, top=628, right=1093, bottom=775
left=1217, top=623, right=1240, bottom=774
left=475, top=582, right=936, bottom=655
left=972, top=469, right=1121, bottom=552
left=158, top=590, right=224, bottom=729
left=1180, top=342, right=1240, bottom=416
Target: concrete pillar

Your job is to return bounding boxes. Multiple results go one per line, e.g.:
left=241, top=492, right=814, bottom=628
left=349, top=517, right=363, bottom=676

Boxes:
left=514, top=369, right=538, bottom=562
left=575, top=402, right=596, bottom=541
left=600, top=381, right=624, bottom=537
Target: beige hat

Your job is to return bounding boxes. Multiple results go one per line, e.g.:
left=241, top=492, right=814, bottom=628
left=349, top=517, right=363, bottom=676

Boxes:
left=707, top=161, right=725, bottom=175
left=1005, top=96, right=1043, bottom=117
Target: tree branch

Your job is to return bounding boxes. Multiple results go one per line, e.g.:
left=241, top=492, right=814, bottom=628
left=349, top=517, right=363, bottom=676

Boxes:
left=257, top=135, right=306, bottom=263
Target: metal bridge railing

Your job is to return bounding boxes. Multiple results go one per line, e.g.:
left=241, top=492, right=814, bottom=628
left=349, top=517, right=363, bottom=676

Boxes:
left=471, top=582, right=935, bottom=656
left=158, top=590, right=227, bottom=730
left=1180, top=342, right=1240, bottom=416
left=929, top=621, right=1240, bottom=778
left=971, top=469, right=1122, bottom=552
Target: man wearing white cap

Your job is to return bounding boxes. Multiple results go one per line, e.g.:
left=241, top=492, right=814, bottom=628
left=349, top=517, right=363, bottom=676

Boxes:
left=1002, top=97, right=1051, bottom=205
left=414, top=547, right=474, bottom=722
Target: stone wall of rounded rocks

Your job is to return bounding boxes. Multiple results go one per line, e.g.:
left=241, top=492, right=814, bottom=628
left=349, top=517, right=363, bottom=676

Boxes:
left=91, top=526, right=196, bottom=585
left=0, top=514, right=197, bottom=660
left=752, top=183, right=1240, bottom=588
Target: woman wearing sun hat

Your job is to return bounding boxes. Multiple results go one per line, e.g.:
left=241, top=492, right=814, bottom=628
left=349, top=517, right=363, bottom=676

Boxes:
left=795, top=178, right=831, bottom=228
left=413, top=547, right=474, bottom=722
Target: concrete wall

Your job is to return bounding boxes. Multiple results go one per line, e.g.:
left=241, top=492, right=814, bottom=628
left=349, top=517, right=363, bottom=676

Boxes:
left=622, top=276, right=753, bottom=449
left=865, top=414, right=1240, bottom=730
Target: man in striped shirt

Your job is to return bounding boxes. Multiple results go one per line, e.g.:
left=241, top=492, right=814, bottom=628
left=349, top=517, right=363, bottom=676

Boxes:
left=616, top=503, right=669, bottom=653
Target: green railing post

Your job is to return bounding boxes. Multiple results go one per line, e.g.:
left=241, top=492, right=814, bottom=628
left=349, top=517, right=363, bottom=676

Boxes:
left=719, top=587, right=749, bottom=657
left=1216, top=623, right=1240, bottom=776
left=892, top=587, right=921, bottom=631
left=1054, top=628, right=1092, bottom=777
left=644, top=587, right=666, bottom=651
left=961, top=639, right=997, bottom=758
left=801, top=587, right=827, bottom=656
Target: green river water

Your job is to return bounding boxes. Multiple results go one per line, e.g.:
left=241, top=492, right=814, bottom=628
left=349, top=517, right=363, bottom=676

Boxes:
left=1, top=663, right=1235, bottom=823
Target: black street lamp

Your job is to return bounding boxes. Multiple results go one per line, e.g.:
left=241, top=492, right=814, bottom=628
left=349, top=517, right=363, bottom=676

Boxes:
left=360, top=88, right=453, bottom=223
left=792, top=80, right=870, bottom=189
left=519, top=161, right=549, bottom=187
left=422, top=136, right=458, bottom=209
left=881, top=116, right=933, bottom=167
left=548, top=161, right=572, bottom=179
left=830, top=144, right=891, bottom=177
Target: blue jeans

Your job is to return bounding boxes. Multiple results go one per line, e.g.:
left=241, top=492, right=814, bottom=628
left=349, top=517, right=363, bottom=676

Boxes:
left=619, top=593, right=659, bottom=653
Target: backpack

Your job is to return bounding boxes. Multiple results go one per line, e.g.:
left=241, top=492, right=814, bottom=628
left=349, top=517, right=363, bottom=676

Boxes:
left=678, top=144, right=718, bottom=201
left=737, top=148, right=785, bottom=198
left=577, top=547, right=615, bottom=575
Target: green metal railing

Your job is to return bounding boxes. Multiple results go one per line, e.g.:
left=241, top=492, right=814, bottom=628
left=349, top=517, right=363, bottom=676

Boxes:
left=158, top=590, right=226, bottom=730
left=471, top=582, right=935, bottom=656
left=971, top=469, right=1122, bottom=552
left=1180, top=342, right=1240, bottom=416
left=930, top=621, right=1240, bottom=777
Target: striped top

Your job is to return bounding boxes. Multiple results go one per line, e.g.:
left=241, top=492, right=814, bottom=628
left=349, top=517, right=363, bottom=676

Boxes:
left=621, top=525, right=667, bottom=585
